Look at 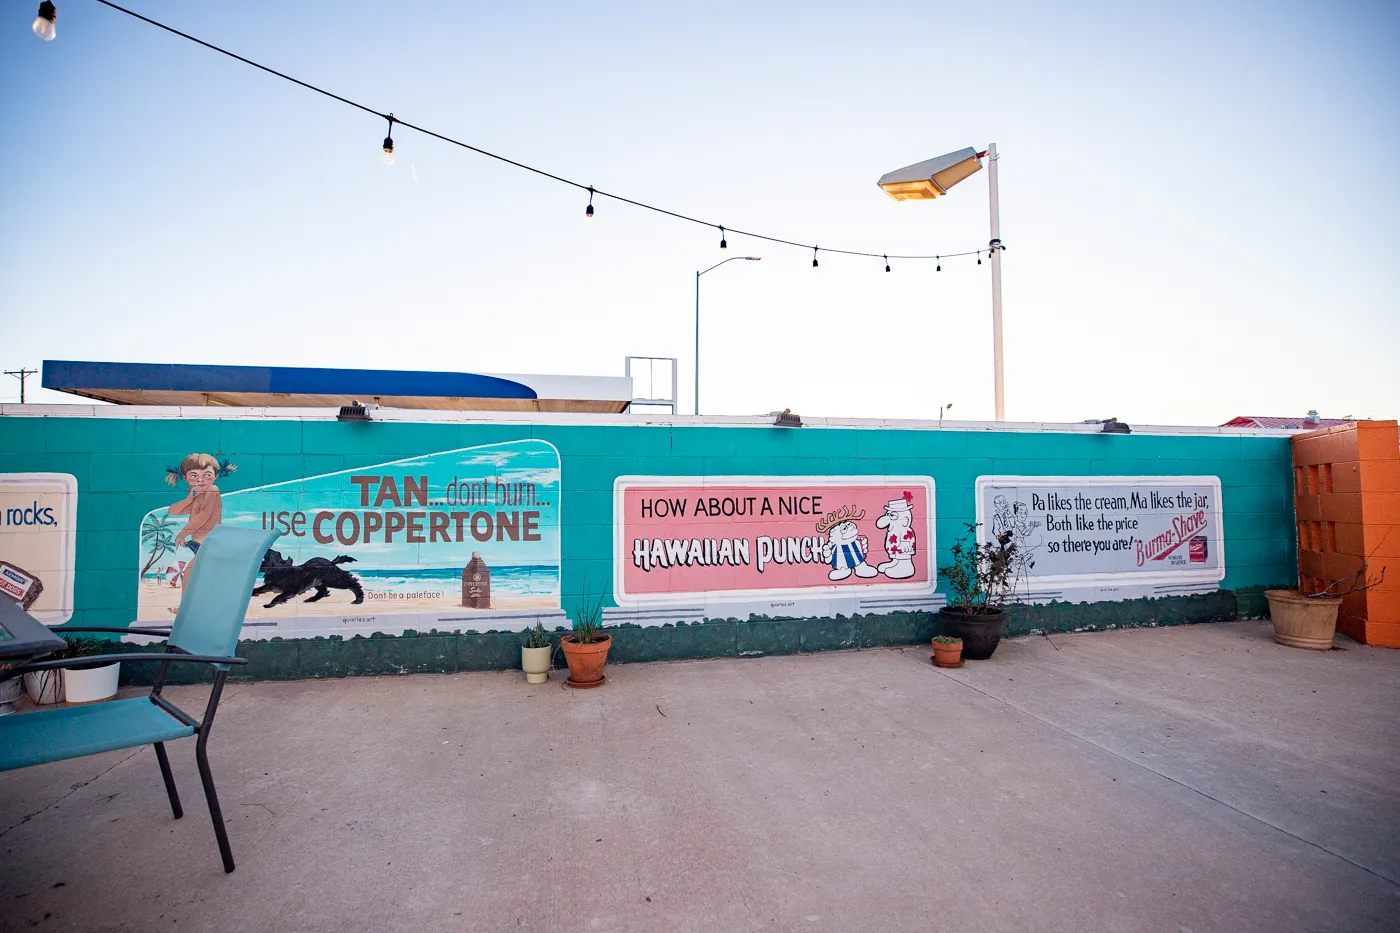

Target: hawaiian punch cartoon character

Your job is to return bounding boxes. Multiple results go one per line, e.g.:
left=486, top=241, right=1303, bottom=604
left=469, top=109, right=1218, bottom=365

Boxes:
left=817, top=504, right=878, bottom=582
left=875, top=491, right=917, bottom=579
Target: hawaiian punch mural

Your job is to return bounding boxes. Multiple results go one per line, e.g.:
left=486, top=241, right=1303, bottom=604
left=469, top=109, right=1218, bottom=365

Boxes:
left=613, top=476, right=936, bottom=617
left=136, top=440, right=562, bottom=637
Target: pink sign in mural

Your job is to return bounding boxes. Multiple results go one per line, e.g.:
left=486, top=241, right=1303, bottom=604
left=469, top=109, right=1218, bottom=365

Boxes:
left=613, top=476, right=936, bottom=605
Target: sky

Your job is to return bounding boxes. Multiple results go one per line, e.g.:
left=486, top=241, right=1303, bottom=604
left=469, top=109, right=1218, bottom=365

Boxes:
left=1, top=0, right=1397, bottom=425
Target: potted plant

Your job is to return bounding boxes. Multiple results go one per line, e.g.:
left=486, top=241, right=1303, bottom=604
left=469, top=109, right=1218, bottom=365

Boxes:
left=560, top=591, right=610, bottom=689
left=1266, top=564, right=1386, bottom=650
left=0, top=664, right=22, bottom=716
left=24, top=637, right=122, bottom=705
left=931, top=635, right=964, bottom=669
left=520, top=622, right=554, bottom=684
left=938, top=522, right=1018, bottom=660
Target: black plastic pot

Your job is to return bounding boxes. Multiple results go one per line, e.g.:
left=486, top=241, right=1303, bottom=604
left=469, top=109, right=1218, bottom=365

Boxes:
left=938, top=607, right=1006, bottom=660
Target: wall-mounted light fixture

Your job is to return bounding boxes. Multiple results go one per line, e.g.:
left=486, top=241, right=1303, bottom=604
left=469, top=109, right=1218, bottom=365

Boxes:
left=338, top=400, right=371, bottom=422
left=1100, top=417, right=1131, bottom=434
left=774, top=409, right=802, bottom=428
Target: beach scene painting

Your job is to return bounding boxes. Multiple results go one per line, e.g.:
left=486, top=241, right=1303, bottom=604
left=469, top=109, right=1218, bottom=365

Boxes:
left=134, top=440, right=563, bottom=638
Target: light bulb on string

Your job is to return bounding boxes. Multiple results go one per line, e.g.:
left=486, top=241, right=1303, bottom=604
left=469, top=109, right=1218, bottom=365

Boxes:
left=32, top=1, right=56, bottom=40
left=977, top=252, right=982, bottom=266
left=585, top=187, right=594, bottom=218
left=719, top=226, right=727, bottom=250
left=936, top=256, right=941, bottom=272
left=884, top=255, right=890, bottom=273
left=812, top=247, right=819, bottom=269
left=380, top=114, right=395, bottom=166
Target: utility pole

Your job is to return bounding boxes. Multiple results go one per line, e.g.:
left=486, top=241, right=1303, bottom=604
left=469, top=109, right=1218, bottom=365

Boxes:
left=5, top=367, right=38, bottom=403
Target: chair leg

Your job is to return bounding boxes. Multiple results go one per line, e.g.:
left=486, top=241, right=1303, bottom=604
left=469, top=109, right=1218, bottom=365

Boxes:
left=196, top=741, right=235, bottom=873
left=153, top=742, right=183, bottom=819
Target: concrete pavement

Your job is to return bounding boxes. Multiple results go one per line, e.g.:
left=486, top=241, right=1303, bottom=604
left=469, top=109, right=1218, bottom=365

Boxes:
left=2, top=620, right=1398, bottom=932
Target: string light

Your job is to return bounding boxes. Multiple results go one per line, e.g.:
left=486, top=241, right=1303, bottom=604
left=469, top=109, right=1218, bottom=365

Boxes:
left=32, top=2, right=57, bottom=40
left=381, top=115, right=395, bottom=166
left=719, top=226, right=727, bottom=250
left=936, top=256, right=941, bottom=272
left=75, top=0, right=990, bottom=271
left=977, top=252, right=982, bottom=265
left=884, top=255, right=890, bottom=273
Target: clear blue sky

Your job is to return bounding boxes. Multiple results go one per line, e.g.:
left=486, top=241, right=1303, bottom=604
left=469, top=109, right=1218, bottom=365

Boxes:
left=2, top=0, right=1396, bottom=424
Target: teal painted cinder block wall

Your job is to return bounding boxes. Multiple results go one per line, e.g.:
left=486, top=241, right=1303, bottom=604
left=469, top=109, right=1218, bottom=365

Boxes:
left=0, top=415, right=1296, bottom=633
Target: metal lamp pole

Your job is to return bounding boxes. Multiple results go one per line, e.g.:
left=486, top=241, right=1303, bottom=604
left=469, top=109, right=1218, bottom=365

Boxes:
left=987, top=143, right=1004, bottom=421
left=877, top=143, right=1006, bottom=420
left=695, top=256, right=760, bottom=415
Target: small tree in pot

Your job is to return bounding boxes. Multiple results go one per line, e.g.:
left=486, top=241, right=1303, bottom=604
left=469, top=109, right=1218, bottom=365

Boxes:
left=1266, top=563, right=1386, bottom=650
left=938, top=522, right=1018, bottom=660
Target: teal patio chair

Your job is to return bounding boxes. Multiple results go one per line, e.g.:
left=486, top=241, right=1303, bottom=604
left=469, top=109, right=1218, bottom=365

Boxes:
left=0, top=525, right=280, bottom=873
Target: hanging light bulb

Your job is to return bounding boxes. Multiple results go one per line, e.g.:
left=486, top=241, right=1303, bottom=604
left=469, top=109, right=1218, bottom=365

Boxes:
left=380, top=115, right=395, bottom=166
left=884, top=255, right=890, bottom=273
left=936, top=256, right=941, bottom=272
left=719, top=226, right=727, bottom=250
left=32, top=1, right=56, bottom=40
left=585, top=187, right=594, bottom=218
left=812, top=247, right=819, bottom=268
left=977, top=252, right=982, bottom=265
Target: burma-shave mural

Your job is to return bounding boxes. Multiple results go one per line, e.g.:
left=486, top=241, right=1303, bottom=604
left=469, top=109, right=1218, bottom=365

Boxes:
left=974, top=475, right=1225, bottom=603
left=135, top=440, right=563, bottom=638
left=612, top=476, right=937, bottom=621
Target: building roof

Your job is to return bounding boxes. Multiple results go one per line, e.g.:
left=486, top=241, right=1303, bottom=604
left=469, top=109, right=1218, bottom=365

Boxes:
left=42, top=360, right=633, bottom=413
left=1221, top=415, right=1358, bottom=430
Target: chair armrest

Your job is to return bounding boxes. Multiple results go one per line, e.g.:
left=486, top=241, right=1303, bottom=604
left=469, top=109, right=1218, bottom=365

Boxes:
left=53, top=626, right=173, bottom=637
left=0, top=652, right=248, bottom=682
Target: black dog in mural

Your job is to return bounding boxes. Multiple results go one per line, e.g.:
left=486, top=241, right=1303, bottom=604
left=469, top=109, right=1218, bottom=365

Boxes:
left=254, top=549, right=364, bottom=608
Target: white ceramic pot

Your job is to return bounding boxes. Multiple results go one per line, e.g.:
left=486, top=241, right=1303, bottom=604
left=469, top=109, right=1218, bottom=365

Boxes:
left=24, top=670, right=64, bottom=705
left=63, top=662, right=121, bottom=703
left=521, top=645, right=552, bottom=684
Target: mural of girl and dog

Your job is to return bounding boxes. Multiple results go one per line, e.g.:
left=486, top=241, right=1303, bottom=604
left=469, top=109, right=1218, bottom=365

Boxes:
left=136, top=441, right=563, bottom=635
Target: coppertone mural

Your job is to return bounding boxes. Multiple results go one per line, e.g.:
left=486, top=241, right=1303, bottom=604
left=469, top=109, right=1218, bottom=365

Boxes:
left=136, top=441, right=562, bottom=637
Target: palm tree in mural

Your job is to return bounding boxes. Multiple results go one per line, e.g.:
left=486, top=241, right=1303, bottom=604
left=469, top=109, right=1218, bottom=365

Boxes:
left=139, top=513, right=179, bottom=579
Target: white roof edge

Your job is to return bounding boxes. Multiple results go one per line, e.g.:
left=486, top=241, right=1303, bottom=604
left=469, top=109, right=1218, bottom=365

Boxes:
left=483, top=372, right=633, bottom=402
left=0, top=404, right=1304, bottom=437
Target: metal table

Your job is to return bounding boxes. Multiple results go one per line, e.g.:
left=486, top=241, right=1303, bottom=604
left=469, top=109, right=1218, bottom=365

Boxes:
left=0, top=598, right=66, bottom=662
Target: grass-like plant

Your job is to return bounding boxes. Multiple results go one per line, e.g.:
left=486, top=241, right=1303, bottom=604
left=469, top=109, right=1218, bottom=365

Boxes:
left=570, top=582, right=605, bottom=644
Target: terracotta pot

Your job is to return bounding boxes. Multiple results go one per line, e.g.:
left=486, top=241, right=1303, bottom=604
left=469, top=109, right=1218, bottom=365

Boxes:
left=1266, top=589, right=1340, bottom=650
left=938, top=607, right=1006, bottom=660
left=931, top=639, right=964, bottom=669
left=561, top=634, right=611, bottom=687
left=520, top=645, right=552, bottom=684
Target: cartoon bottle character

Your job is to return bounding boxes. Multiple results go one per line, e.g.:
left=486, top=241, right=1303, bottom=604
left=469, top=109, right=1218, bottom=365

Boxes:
left=875, top=492, right=917, bottom=580
left=817, top=505, right=877, bottom=582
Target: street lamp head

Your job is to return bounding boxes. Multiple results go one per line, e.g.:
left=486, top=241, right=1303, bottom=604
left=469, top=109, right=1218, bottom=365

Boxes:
left=877, top=147, right=983, bottom=201
left=744, top=256, right=761, bottom=261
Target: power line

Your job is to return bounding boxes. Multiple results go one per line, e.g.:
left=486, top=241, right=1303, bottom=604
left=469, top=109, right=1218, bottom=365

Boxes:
left=89, top=0, right=987, bottom=266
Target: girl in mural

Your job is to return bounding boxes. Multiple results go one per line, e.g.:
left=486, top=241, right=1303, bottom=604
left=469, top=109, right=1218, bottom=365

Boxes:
left=166, top=453, right=224, bottom=554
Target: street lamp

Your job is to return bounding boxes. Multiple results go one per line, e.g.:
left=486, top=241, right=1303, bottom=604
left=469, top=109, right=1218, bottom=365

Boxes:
left=695, top=256, right=760, bottom=415
left=878, top=144, right=1006, bottom=420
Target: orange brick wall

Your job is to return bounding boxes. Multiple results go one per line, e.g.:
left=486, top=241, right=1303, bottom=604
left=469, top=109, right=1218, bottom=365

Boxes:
left=1292, top=421, right=1400, bottom=647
